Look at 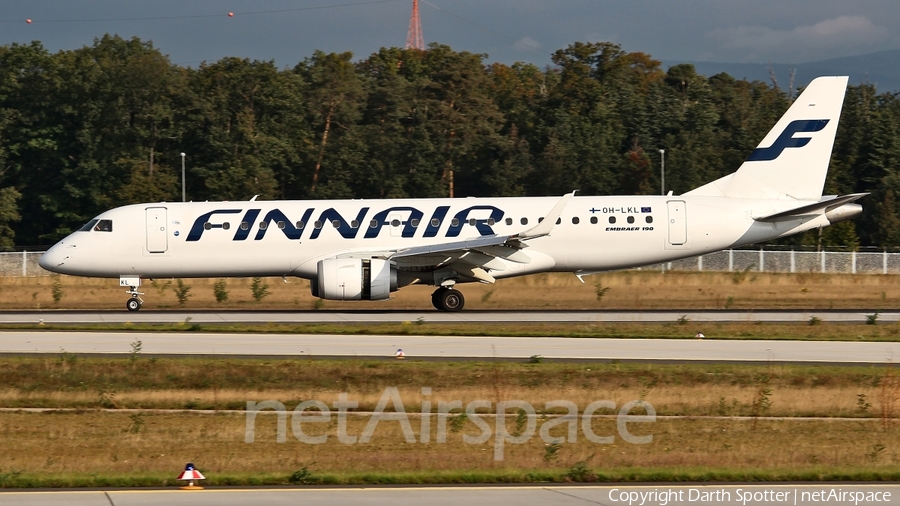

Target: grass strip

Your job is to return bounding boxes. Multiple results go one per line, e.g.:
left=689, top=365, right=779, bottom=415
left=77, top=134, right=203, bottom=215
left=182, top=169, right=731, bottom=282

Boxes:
left=1, top=356, right=897, bottom=417
left=2, top=321, right=900, bottom=342
left=8, top=271, right=900, bottom=311
left=3, top=467, right=900, bottom=488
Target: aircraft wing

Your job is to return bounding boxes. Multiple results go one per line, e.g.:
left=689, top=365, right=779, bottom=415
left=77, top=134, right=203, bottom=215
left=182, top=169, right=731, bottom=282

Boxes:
left=384, top=191, right=575, bottom=282
left=389, top=235, right=526, bottom=283
left=391, top=234, right=513, bottom=260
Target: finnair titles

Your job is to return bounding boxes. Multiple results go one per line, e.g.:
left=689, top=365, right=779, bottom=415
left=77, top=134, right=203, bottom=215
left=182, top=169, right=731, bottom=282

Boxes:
left=40, top=76, right=865, bottom=311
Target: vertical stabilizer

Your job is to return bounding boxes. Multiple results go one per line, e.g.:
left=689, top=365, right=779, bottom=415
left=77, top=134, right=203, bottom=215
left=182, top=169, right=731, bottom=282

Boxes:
left=685, top=76, right=848, bottom=200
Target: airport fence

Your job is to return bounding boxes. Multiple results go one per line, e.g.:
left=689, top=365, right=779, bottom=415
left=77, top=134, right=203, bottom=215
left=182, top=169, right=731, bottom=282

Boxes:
left=646, top=249, right=900, bottom=275
left=3, top=249, right=900, bottom=277
left=1, top=251, right=49, bottom=277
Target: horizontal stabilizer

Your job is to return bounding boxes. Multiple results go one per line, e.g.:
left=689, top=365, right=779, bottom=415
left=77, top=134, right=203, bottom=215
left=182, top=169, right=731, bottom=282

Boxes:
left=753, top=193, right=868, bottom=222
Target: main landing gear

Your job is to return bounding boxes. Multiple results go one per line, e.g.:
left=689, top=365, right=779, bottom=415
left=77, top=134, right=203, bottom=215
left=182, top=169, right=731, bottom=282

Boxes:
left=125, top=286, right=144, bottom=312
left=431, top=287, right=465, bottom=312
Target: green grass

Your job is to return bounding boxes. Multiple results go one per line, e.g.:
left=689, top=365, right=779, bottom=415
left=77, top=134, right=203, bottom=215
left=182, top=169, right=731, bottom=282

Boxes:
left=0, top=356, right=896, bottom=417
left=0, top=355, right=890, bottom=394
left=2, top=356, right=899, bottom=487
left=2, top=467, right=900, bottom=488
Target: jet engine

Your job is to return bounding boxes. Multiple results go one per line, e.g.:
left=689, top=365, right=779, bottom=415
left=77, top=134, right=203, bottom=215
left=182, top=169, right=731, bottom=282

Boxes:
left=312, top=258, right=397, bottom=300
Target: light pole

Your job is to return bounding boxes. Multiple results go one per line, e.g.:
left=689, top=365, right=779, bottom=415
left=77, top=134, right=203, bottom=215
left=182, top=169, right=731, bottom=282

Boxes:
left=659, top=149, right=665, bottom=196
left=180, top=152, right=186, bottom=202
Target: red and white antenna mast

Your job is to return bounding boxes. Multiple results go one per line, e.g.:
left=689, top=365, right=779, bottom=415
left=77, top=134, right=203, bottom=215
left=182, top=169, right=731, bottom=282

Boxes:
left=406, top=0, right=425, bottom=50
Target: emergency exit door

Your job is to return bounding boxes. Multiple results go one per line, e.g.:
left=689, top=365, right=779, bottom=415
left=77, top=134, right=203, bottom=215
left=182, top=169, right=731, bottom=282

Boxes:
left=389, top=213, right=403, bottom=237
left=146, top=207, right=168, bottom=253
left=666, top=200, right=687, bottom=245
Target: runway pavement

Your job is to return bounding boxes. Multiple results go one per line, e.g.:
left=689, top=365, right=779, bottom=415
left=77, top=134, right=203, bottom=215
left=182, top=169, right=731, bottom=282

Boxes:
left=1, top=484, right=897, bottom=506
left=0, top=309, right=896, bottom=324
left=2, top=330, right=899, bottom=363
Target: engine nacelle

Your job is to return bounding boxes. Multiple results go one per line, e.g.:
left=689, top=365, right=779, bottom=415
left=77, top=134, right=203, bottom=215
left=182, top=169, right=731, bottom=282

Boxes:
left=313, top=258, right=397, bottom=300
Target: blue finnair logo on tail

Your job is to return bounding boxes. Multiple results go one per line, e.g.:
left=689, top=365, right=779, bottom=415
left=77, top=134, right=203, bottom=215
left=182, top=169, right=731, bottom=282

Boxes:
left=746, top=119, right=829, bottom=162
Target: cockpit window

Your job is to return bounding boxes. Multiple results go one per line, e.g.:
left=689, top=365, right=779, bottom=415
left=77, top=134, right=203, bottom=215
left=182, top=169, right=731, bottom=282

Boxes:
left=78, top=219, right=99, bottom=232
left=94, top=219, right=113, bottom=232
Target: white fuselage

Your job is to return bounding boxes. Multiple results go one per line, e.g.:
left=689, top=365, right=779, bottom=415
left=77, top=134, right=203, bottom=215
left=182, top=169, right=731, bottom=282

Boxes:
left=37, top=76, right=859, bottom=312
left=40, top=194, right=828, bottom=282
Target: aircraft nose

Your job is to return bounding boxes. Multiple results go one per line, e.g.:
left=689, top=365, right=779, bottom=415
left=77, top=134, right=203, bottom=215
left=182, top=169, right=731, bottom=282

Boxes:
left=39, top=242, right=69, bottom=272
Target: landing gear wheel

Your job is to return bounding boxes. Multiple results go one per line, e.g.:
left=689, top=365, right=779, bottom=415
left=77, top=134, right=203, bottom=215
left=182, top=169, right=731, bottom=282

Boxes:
left=124, top=285, right=144, bottom=312
left=126, top=298, right=142, bottom=312
left=431, top=287, right=448, bottom=310
left=436, top=288, right=465, bottom=312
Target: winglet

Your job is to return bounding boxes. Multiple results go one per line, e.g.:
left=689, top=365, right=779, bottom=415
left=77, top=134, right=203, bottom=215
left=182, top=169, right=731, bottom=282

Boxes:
left=516, top=191, right=576, bottom=240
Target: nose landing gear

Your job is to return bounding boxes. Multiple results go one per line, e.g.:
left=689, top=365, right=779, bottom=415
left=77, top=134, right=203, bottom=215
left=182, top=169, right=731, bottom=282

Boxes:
left=120, top=276, right=144, bottom=312
left=431, top=287, right=465, bottom=312
left=125, top=286, right=144, bottom=312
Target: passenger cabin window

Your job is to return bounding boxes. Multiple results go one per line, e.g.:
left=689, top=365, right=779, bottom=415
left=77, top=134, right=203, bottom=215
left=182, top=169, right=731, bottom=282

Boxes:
left=78, top=219, right=99, bottom=232
left=645, top=216, right=653, bottom=224
left=572, top=217, right=580, bottom=224
left=241, top=221, right=249, bottom=230
left=431, top=218, right=440, bottom=227
left=223, top=222, right=231, bottom=230
left=627, top=216, right=635, bottom=224
left=521, top=218, right=528, bottom=225
left=94, top=219, right=113, bottom=232
left=505, top=218, right=512, bottom=225
left=590, top=217, right=598, bottom=224
left=609, top=216, right=616, bottom=224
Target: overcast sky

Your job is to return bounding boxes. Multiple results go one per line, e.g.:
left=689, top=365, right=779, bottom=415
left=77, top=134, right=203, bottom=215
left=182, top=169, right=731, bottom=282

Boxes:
left=1, top=0, right=898, bottom=67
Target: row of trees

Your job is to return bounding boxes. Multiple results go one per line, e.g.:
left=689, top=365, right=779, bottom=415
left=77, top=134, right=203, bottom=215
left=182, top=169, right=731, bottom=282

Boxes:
left=0, top=35, right=898, bottom=249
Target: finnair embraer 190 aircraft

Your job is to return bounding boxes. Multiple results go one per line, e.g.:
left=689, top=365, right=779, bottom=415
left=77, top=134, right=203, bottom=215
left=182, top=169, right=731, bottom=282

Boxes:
left=40, top=76, right=864, bottom=312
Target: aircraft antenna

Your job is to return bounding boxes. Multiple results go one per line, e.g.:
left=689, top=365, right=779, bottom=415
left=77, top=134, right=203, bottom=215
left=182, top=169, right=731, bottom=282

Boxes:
left=405, top=0, right=425, bottom=50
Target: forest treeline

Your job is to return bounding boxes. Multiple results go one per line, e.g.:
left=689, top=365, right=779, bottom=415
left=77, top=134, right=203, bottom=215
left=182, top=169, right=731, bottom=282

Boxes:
left=1, top=35, right=899, bottom=249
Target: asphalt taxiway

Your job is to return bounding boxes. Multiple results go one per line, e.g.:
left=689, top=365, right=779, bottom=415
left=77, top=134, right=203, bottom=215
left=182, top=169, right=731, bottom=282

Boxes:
left=2, top=330, right=898, bottom=363
left=1, top=484, right=897, bottom=506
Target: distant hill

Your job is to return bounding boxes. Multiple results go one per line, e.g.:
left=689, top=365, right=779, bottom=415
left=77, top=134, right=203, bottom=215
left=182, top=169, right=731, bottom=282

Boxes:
left=666, top=50, right=900, bottom=93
